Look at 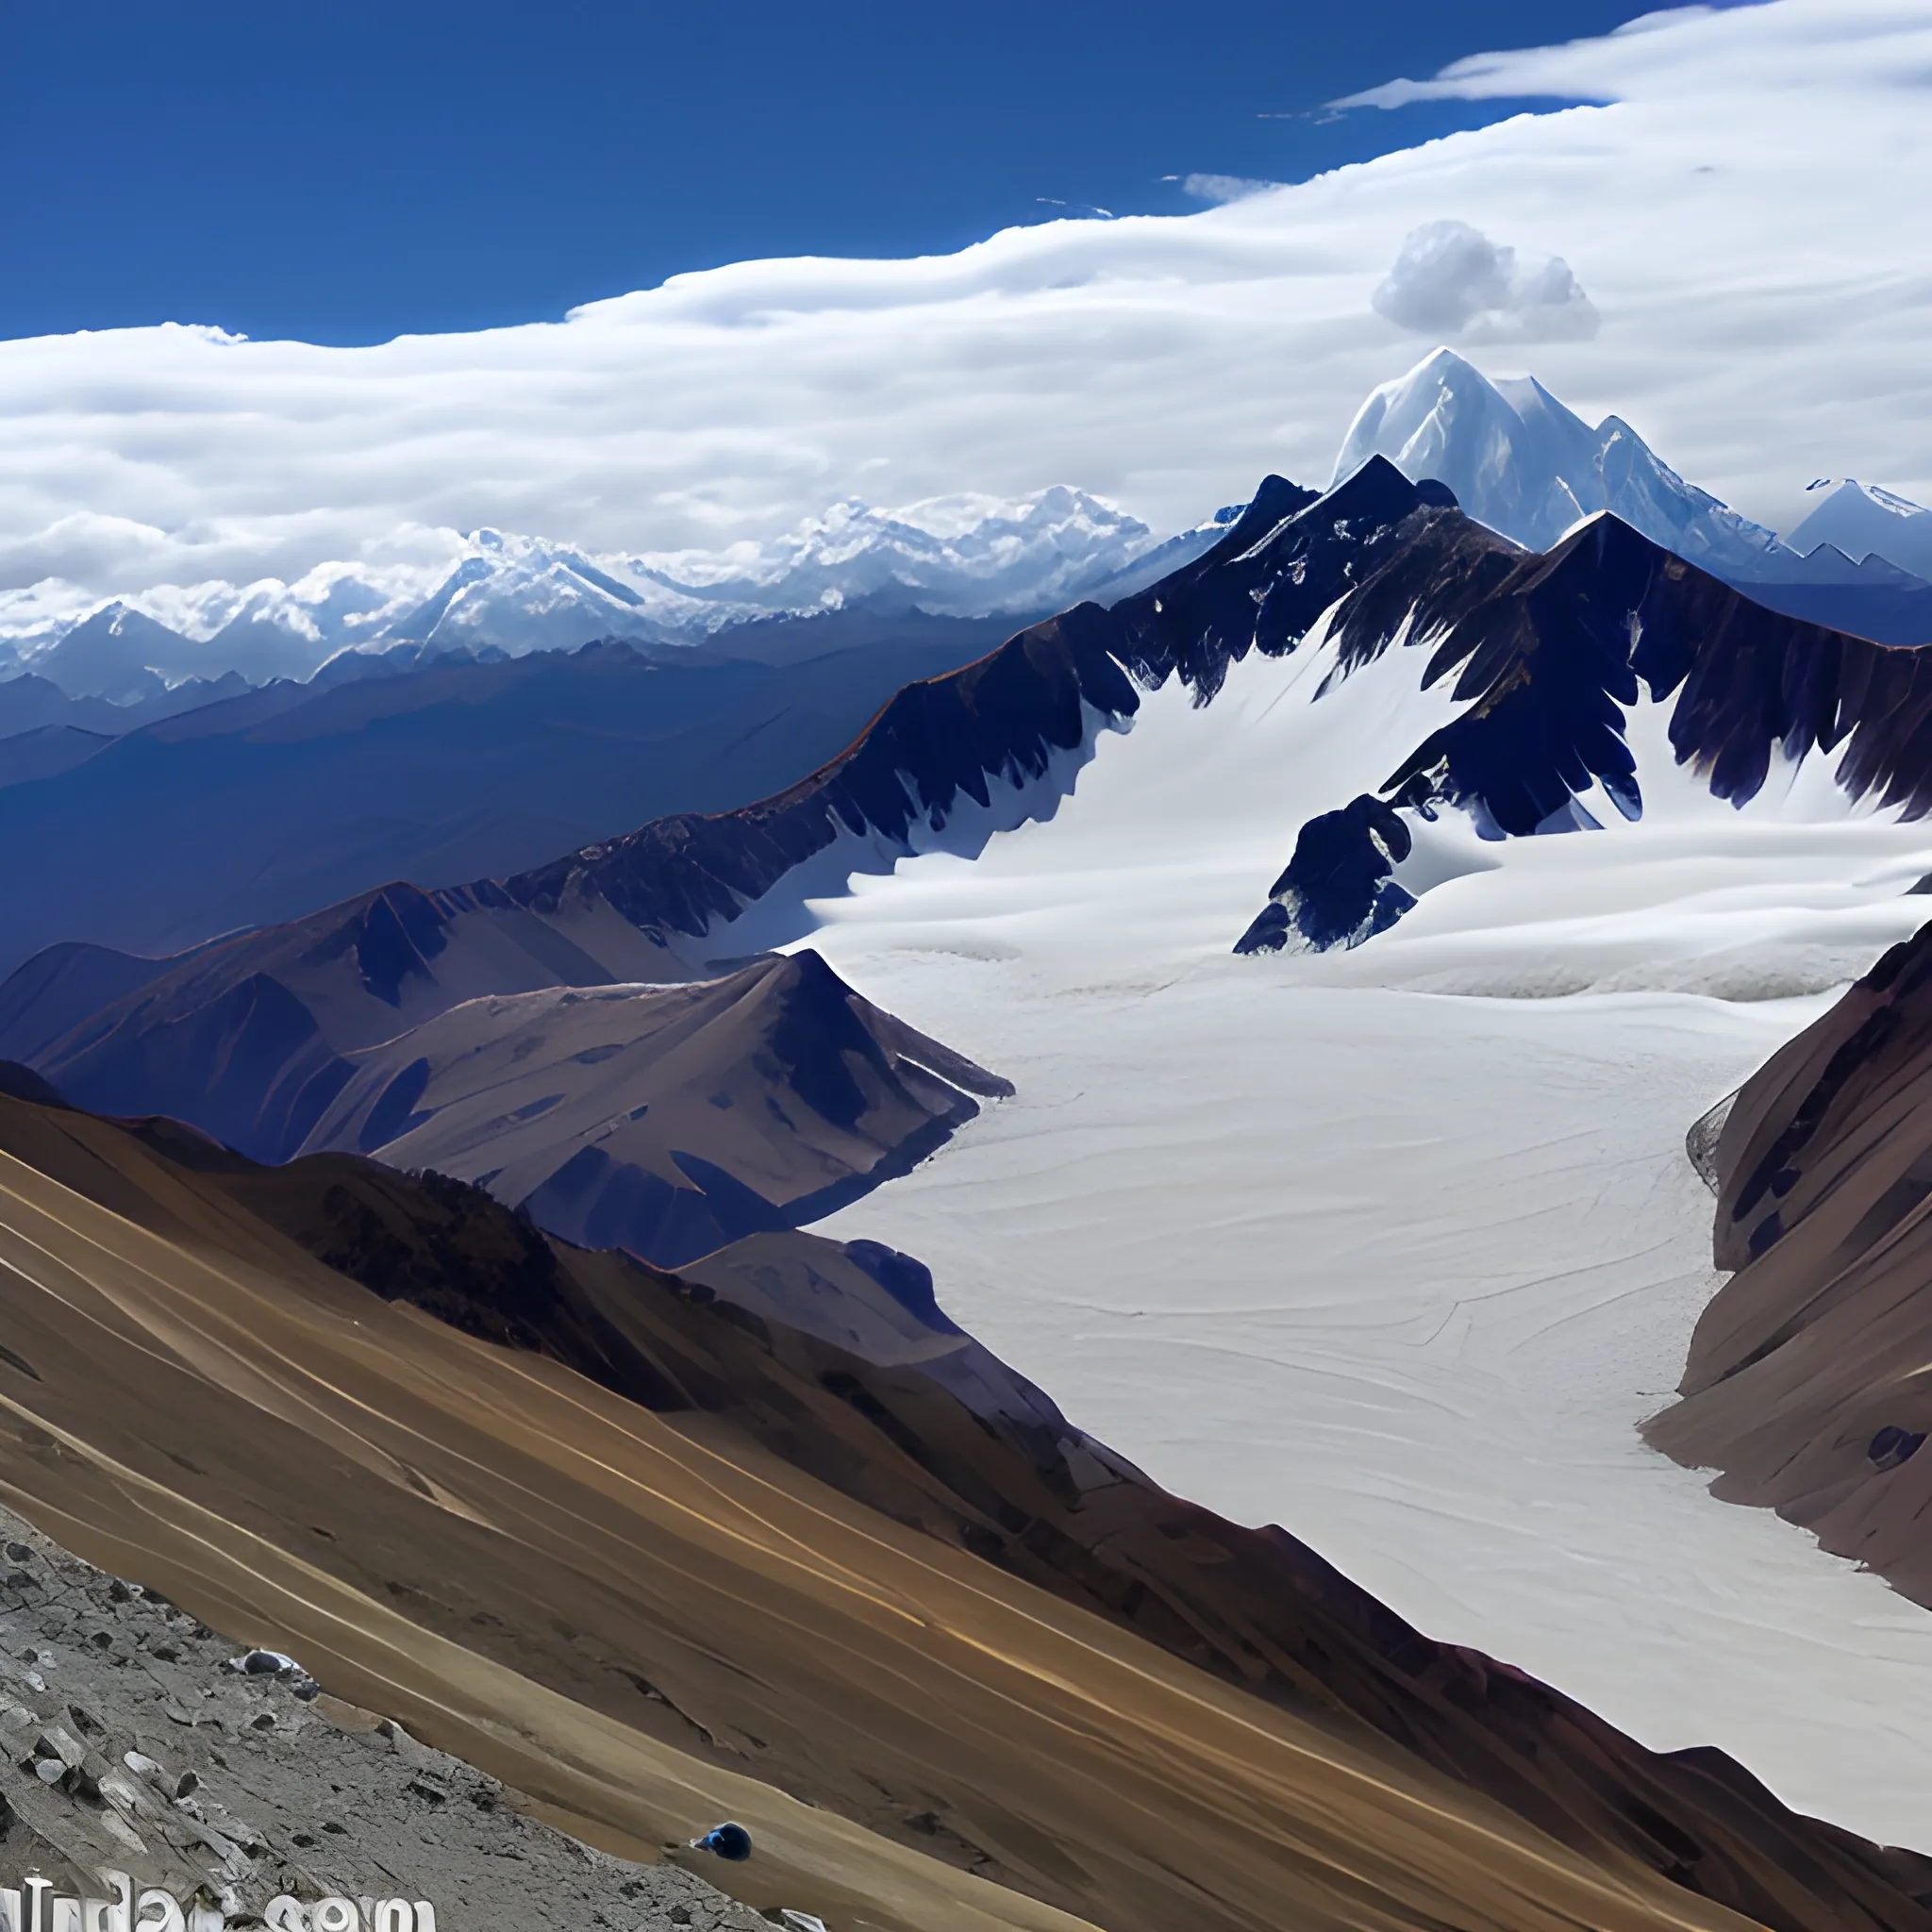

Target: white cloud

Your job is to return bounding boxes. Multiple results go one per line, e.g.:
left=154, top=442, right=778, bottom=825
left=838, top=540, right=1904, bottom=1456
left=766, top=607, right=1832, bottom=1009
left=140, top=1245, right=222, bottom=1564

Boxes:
left=1035, top=197, right=1117, bottom=219
left=1330, top=5, right=1729, bottom=108
left=1372, top=220, right=1600, bottom=341
left=0, top=0, right=1928, bottom=600
left=1177, top=173, right=1283, bottom=204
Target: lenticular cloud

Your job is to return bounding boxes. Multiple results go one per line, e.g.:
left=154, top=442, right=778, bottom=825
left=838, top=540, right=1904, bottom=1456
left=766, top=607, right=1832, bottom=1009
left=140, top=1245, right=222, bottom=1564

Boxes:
left=1371, top=221, right=1600, bottom=343
left=0, top=0, right=1928, bottom=602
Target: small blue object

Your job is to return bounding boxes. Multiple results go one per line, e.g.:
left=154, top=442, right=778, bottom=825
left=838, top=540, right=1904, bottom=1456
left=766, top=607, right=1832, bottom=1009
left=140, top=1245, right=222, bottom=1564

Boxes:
left=691, top=1822, right=752, bottom=1862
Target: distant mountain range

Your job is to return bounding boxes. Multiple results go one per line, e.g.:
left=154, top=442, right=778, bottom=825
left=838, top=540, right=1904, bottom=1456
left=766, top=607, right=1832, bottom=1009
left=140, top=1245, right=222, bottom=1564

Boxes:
left=0, top=489, right=1233, bottom=699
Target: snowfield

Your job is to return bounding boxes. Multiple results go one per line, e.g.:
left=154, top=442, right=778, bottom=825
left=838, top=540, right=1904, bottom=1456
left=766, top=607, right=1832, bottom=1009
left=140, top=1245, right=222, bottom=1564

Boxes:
left=800, top=640, right=1932, bottom=1852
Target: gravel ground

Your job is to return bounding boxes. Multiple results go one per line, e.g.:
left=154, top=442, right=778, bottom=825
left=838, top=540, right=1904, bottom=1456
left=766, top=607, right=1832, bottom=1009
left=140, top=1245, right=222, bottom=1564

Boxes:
left=0, top=1502, right=783, bottom=1931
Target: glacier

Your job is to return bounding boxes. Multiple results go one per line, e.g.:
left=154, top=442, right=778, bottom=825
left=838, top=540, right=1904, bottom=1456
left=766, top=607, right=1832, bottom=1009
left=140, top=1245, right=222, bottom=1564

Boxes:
left=798, top=634, right=1932, bottom=1857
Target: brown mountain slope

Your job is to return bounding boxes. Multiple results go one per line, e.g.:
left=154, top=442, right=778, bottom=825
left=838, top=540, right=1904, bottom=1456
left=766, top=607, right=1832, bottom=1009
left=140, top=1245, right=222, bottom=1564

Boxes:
left=296, top=947, right=1012, bottom=1266
left=0, top=1091, right=1928, bottom=1930
left=1646, top=921, right=1932, bottom=1610
left=191, top=1151, right=1932, bottom=1932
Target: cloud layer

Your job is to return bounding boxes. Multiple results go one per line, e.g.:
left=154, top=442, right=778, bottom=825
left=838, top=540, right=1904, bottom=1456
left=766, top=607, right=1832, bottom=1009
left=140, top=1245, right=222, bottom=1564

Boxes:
left=0, top=0, right=1927, bottom=604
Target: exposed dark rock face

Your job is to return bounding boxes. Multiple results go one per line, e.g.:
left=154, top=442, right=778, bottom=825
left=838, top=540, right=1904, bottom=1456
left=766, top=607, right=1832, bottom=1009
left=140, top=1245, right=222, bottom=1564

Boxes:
left=31, top=1095, right=1925, bottom=1932
left=1646, top=920, right=1932, bottom=1611
left=1234, top=795, right=1415, bottom=955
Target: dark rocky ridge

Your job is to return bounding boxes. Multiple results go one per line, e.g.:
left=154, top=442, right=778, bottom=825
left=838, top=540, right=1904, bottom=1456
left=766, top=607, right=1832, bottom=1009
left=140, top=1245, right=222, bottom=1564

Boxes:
left=1645, top=919, right=1932, bottom=1609
left=14, top=1088, right=1928, bottom=1932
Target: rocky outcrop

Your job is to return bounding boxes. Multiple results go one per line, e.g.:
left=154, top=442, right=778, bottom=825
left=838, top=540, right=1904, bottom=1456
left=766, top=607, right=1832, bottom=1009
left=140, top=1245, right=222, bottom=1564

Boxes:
left=1646, top=921, right=1932, bottom=1609
left=1232, top=483, right=1932, bottom=951
left=1234, top=795, right=1416, bottom=955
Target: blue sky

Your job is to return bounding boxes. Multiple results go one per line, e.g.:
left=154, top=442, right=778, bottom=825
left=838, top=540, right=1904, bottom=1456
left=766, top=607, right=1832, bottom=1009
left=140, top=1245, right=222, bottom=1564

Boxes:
left=3, top=1, right=1667, bottom=345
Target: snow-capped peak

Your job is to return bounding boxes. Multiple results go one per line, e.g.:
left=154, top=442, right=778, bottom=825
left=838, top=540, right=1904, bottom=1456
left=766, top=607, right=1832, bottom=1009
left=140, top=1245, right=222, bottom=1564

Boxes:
left=622, top=485, right=1156, bottom=613
left=1786, top=478, right=1932, bottom=578
left=1330, top=347, right=1604, bottom=555
left=1332, top=347, right=1790, bottom=575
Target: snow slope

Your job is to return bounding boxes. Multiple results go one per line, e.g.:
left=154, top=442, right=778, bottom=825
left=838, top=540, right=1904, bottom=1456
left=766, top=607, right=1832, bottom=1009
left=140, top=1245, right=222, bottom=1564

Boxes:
left=797, top=639, right=1932, bottom=1854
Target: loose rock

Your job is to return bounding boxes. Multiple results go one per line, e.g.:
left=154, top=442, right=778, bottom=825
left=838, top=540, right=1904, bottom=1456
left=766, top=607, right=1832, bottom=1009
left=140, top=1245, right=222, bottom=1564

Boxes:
left=0, top=1500, right=779, bottom=1931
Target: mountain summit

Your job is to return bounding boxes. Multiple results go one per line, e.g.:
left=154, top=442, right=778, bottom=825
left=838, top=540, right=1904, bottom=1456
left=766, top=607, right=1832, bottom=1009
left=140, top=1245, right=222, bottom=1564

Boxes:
left=1788, top=476, right=1932, bottom=579
left=1336, top=348, right=1932, bottom=643
left=1333, top=347, right=1790, bottom=569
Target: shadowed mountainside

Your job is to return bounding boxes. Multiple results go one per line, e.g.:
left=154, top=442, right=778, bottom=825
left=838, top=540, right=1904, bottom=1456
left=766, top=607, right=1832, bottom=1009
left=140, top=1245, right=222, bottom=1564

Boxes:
left=0, top=626, right=1014, bottom=980
left=302, top=949, right=1012, bottom=1266
left=1646, top=921, right=1932, bottom=1608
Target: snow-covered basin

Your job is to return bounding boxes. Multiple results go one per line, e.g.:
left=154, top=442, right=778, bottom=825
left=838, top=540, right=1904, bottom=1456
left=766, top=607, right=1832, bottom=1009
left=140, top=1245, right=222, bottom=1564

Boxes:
left=799, top=635, right=1932, bottom=1852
